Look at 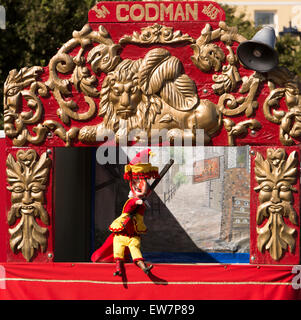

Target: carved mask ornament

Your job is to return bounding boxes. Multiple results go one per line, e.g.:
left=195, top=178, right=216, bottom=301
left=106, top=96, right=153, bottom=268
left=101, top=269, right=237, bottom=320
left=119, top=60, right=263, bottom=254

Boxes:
left=6, top=150, right=51, bottom=261
left=254, top=148, right=298, bottom=260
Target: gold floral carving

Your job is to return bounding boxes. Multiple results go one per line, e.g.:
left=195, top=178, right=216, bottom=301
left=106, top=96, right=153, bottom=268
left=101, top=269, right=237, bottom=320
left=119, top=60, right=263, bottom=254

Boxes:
left=6, top=150, right=52, bottom=261
left=46, top=24, right=121, bottom=125
left=191, top=22, right=246, bottom=74
left=223, top=119, right=261, bottom=146
left=4, top=67, right=49, bottom=146
left=263, top=67, right=301, bottom=145
left=4, top=24, right=121, bottom=146
left=212, top=46, right=240, bottom=95
left=216, top=72, right=263, bottom=119
left=4, top=66, right=80, bottom=146
left=191, top=23, right=263, bottom=119
left=119, top=23, right=194, bottom=44
left=254, top=148, right=298, bottom=261
left=190, top=22, right=264, bottom=143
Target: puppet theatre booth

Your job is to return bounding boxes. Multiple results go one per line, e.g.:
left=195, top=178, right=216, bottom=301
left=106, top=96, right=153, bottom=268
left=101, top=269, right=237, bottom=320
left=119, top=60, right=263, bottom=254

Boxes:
left=0, top=1, right=301, bottom=300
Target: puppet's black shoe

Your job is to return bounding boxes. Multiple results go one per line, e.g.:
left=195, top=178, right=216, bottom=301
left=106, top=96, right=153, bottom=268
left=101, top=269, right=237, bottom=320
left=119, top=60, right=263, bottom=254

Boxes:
left=143, top=264, right=153, bottom=274
left=113, top=260, right=123, bottom=276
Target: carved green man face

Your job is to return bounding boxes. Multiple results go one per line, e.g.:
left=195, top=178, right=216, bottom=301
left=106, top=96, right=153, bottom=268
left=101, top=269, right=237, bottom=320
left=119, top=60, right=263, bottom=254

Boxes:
left=6, top=149, right=51, bottom=261
left=254, top=148, right=298, bottom=260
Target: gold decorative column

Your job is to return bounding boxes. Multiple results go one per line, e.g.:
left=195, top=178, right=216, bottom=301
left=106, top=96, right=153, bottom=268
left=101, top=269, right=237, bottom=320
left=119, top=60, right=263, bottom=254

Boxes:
left=252, top=147, right=299, bottom=262
left=6, top=149, right=52, bottom=262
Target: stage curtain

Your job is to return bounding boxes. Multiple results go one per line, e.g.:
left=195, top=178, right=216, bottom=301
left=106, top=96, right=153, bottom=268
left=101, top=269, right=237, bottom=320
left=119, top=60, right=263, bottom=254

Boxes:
left=0, top=263, right=300, bottom=300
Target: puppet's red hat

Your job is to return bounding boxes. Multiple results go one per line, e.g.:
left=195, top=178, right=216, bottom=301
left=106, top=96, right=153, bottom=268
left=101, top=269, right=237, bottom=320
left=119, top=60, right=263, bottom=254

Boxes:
left=124, top=148, right=159, bottom=180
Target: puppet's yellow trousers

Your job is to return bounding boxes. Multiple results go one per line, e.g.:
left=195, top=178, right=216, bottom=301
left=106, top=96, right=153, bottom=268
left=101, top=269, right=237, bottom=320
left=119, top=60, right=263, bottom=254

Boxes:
left=113, top=234, right=143, bottom=261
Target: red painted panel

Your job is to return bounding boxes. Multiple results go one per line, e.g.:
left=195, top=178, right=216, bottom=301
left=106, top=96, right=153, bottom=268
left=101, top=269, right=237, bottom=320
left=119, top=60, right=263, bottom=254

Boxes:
left=0, top=138, right=6, bottom=262
left=5, top=147, right=54, bottom=262
left=250, top=146, right=300, bottom=265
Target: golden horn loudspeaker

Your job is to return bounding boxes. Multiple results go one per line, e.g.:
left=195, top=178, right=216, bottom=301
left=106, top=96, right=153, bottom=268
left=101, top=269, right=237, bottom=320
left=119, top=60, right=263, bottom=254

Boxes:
left=237, top=26, right=279, bottom=73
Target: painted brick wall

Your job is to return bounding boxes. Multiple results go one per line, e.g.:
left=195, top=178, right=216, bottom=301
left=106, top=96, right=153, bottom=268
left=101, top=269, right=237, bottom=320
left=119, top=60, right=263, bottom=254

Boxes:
left=220, top=168, right=250, bottom=242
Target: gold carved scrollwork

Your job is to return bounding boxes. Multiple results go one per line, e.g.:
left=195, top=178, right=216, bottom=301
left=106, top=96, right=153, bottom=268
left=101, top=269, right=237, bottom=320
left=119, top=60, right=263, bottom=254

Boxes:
left=4, top=24, right=122, bottom=146
left=254, top=148, right=298, bottom=260
left=191, top=22, right=246, bottom=74
left=6, top=150, right=52, bottom=261
left=212, top=46, right=241, bottom=95
left=190, top=22, right=263, bottom=142
left=223, top=119, right=261, bottom=146
left=5, top=19, right=301, bottom=146
left=217, top=72, right=263, bottom=119
left=4, top=67, right=48, bottom=146
left=4, top=67, right=80, bottom=147
left=46, top=24, right=121, bottom=125
left=263, top=67, right=301, bottom=145
left=119, top=23, right=194, bottom=44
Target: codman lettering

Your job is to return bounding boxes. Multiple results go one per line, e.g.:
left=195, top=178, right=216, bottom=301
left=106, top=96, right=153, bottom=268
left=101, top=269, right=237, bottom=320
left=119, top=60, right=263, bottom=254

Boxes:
left=116, top=3, right=198, bottom=22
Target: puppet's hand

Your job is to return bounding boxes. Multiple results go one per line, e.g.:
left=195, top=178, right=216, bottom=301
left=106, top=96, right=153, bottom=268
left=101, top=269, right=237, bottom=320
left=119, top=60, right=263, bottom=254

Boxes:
left=135, top=199, right=143, bottom=205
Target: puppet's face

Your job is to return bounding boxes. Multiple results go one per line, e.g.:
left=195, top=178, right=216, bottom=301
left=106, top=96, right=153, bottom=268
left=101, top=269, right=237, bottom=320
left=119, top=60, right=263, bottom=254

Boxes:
left=130, top=178, right=149, bottom=199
